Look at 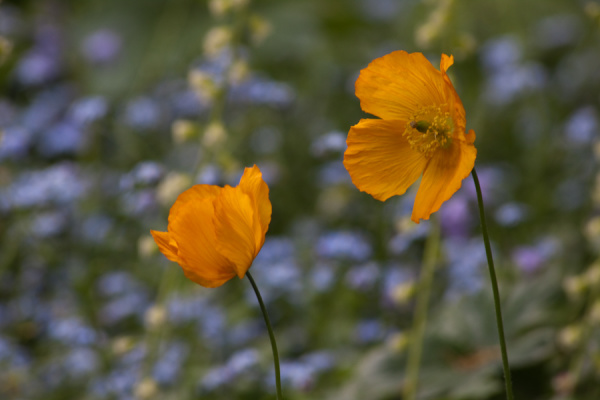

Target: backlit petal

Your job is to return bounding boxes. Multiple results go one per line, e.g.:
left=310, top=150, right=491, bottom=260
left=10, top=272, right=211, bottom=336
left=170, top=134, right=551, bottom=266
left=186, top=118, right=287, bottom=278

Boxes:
left=356, top=51, right=450, bottom=121
left=168, top=185, right=237, bottom=287
left=411, top=140, right=477, bottom=223
left=150, top=230, right=179, bottom=263
left=214, top=186, right=257, bottom=278
left=439, top=54, right=467, bottom=140
left=344, top=119, right=428, bottom=201
left=238, top=165, right=271, bottom=250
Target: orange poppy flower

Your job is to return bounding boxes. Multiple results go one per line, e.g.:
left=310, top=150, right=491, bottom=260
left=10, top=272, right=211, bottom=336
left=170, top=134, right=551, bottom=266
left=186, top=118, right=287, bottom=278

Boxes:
left=151, top=165, right=271, bottom=288
left=344, top=51, right=477, bottom=223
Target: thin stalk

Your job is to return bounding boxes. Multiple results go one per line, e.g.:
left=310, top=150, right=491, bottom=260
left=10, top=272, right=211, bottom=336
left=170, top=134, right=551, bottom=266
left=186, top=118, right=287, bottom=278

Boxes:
left=246, top=271, right=284, bottom=400
left=472, top=168, right=515, bottom=400
left=403, top=218, right=440, bottom=400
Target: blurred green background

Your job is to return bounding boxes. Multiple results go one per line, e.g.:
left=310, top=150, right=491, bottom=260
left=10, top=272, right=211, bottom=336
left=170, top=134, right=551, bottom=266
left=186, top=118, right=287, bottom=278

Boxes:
left=1, top=0, right=599, bottom=399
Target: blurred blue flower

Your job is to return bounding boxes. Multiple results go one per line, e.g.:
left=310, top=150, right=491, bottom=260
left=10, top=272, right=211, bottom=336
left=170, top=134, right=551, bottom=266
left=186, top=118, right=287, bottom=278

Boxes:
left=227, top=348, right=260, bottom=375
left=317, top=160, right=352, bottom=187
left=381, top=266, right=413, bottom=304
left=227, top=320, right=262, bottom=345
left=273, top=352, right=334, bottom=391
left=201, top=348, right=260, bottom=391
left=79, top=214, right=113, bottom=244
left=301, top=351, right=335, bottom=372
left=120, top=161, right=165, bottom=191
left=64, top=347, right=100, bottom=377
left=512, top=237, right=560, bottom=274
left=229, top=76, right=295, bottom=108
left=481, top=36, right=522, bottom=72
left=201, top=365, right=234, bottom=391
left=166, top=295, right=209, bottom=324
left=387, top=222, right=430, bottom=255
left=481, top=36, right=547, bottom=105
left=124, top=97, right=161, bottom=130
left=31, top=211, right=68, bottom=237
left=199, top=305, right=227, bottom=342
left=345, top=262, right=379, bottom=291
left=279, top=361, right=314, bottom=391
left=153, top=341, right=188, bottom=385
left=81, top=29, right=122, bottom=64
left=196, top=164, right=223, bottom=185
left=565, top=106, right=598, bottom=145
left=354, top=319, right=385, bottom=344
left=37, top=121, right=86, bottom=157
left=120, top=189, right=158, bottom=216
left=311, top=131, right=347, bottom=158
left=48, top=318, right=98, bottom=346
left=92, top=366, right=139, bottom=398
left=494, top=202, right=530, bottom=227
left=254, top=237, right=295, bottom=265
left=0, top=126, right=33, bottom=161
left=170, top=88, right=206, bottom=118
left=248, top=260, right=302, bottom=303
left=310, top=262, right=336, bottom=292
left=69, top=96, right=109, bottom=125
left=316, top=230, right=372, bottom=262
left=100, top=292, right=149, bottom=325
left=439, top=193, right=472, bottom=238
left=0, top=336, right=30, bottom=368
left=358, top=0, right=402, bottom=21
left=22, top=86, right=72, bottom=132
left=15, top=50, right=61, bottom=86
left=97, top=272, right=141, bottom=297
left=1, top=163, right=87, bottom=210
left=0, top=100, right=18, bottom=127
left=463, top=166, right=506, bottom=206
left=444, top=238, right=487, bottom=298
left=484, top=63, right=547, bottom=105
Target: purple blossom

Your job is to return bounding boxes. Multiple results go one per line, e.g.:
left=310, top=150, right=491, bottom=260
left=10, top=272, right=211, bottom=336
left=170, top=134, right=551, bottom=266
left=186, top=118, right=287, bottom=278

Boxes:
left=81, top=29, right=122, bottom=64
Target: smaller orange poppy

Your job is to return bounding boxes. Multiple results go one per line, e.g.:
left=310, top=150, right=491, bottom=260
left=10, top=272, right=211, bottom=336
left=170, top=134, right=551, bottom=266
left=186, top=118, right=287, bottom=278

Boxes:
left=151, top=165, right=271, bottom=288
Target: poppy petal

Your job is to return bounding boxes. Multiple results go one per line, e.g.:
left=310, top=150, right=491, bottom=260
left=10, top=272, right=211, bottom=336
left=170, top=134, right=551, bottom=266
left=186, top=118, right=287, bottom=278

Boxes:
left=150, top=230, right=180, bottom=263
left=168, top=185, right=237, bottom=287
left=344, top=118, right=428, bottom=201
left=238, top=165, right=272, bottom=250
left=214, top=186, right=258, bottom=278
left=411, top=140, right=477, bottom=223
left=355, top=51, right=449, bottom=121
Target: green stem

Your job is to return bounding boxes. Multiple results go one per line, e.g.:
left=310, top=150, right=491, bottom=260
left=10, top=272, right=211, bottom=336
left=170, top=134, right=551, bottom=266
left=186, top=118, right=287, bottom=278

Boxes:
left=403, top=218, right=440, bottom=400
left=246, top=271, right=284, bottom=400
left=472, top=168, right=515, bottom=400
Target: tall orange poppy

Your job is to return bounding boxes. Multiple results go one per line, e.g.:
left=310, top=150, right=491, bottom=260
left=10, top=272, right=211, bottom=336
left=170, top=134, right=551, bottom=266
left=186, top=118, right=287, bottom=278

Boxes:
left=344, top=51, right=477, bottom=223
left=151, top=165, right=271, bottom=288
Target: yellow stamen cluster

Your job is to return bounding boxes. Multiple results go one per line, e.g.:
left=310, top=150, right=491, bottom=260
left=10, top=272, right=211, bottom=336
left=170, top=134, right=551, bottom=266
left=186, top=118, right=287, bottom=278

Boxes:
left=403, top=104, right=453, bottom=158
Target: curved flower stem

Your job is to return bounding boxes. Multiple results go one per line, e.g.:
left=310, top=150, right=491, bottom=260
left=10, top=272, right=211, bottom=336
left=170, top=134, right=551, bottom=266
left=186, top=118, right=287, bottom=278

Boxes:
left=403, top=217, right=440, bottom=400
left=246, top=271, right=284, bottom=400
left=472, top=168, right=515, bottom=400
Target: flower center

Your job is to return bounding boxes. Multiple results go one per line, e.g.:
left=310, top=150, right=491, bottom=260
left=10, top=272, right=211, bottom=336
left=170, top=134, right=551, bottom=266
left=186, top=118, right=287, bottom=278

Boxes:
left=403, top=104, right=453, bottom=158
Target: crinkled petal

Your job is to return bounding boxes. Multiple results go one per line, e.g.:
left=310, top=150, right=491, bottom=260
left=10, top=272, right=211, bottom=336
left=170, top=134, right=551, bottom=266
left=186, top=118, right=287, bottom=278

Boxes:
left=411, top=139, right=477, bottom=223
left=356, top=51, right=450, bottom=121
left=214, top=186, right=257, bottom=279
left=150, top=230, right=180, bottom=263
left=344, top=119, right=428, bottom=201
left=439, top=53, right=467, bottom=140
left=238, top=165, right=271, bottom=250
left=168, top=185, right=237, bottom=288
